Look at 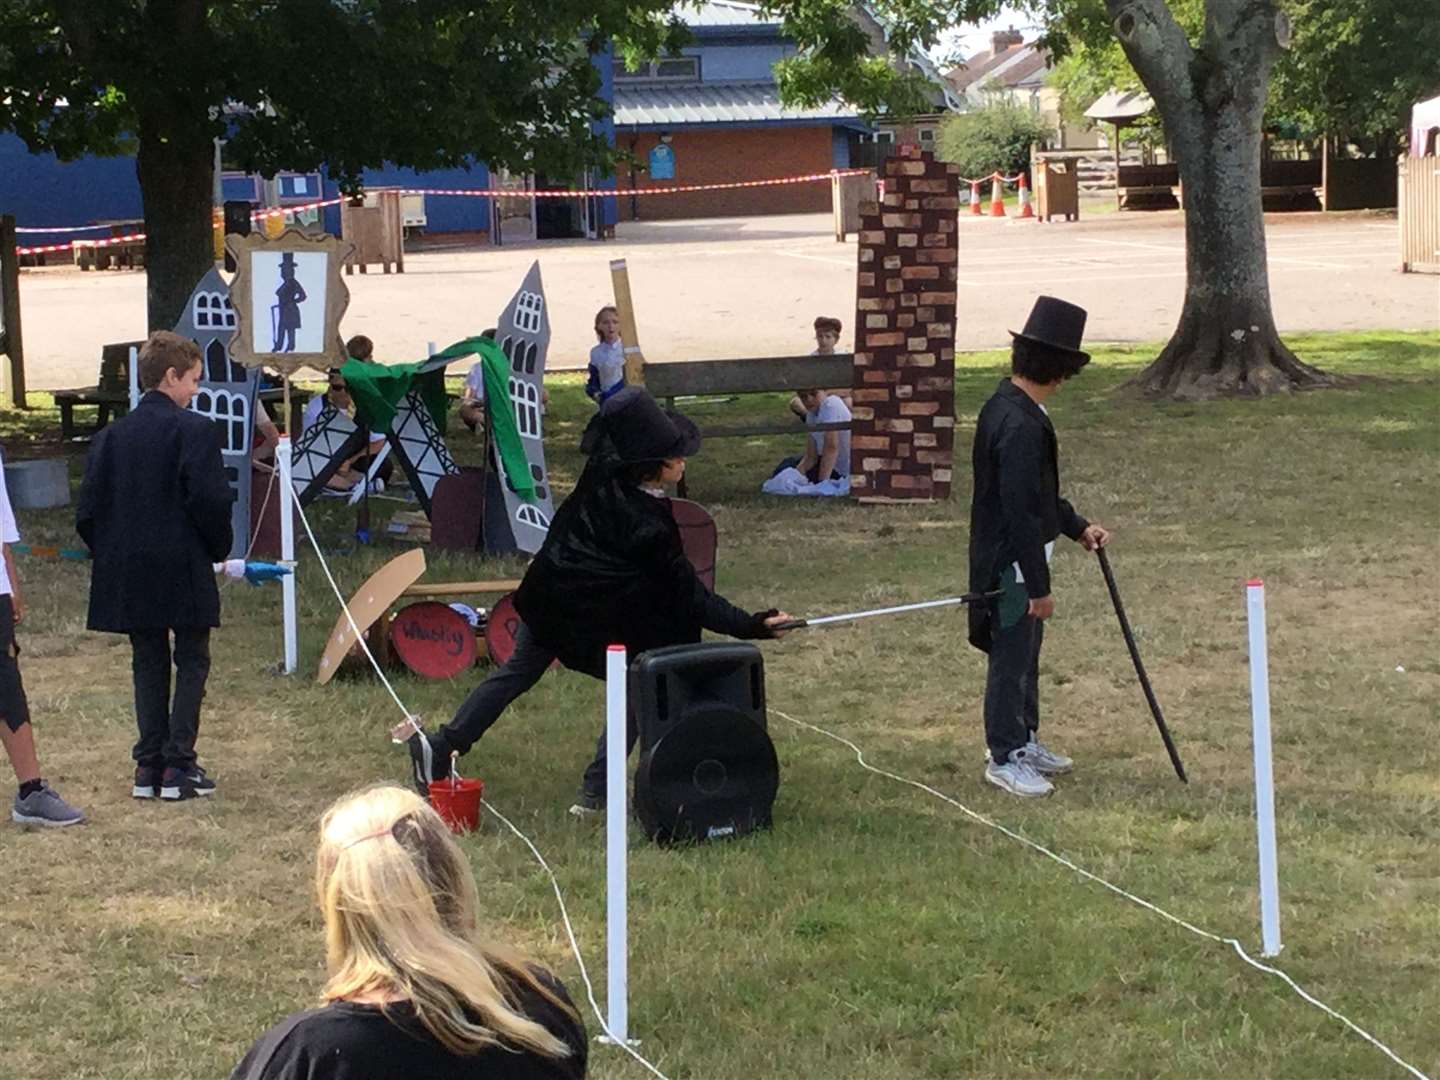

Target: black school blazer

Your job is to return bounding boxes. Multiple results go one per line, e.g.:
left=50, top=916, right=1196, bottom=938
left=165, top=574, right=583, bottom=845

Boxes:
left=76, top=392, right=233, bottom=632
left=967, top=378, right=1087, bottom=651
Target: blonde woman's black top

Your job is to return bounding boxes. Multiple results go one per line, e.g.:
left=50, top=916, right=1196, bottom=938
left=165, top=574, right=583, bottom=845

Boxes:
left=231, top=968, right=586, bottom=1080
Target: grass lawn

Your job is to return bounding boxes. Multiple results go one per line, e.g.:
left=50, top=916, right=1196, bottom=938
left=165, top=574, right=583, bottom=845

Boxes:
left=1, top=330, right=1436, bottom=1079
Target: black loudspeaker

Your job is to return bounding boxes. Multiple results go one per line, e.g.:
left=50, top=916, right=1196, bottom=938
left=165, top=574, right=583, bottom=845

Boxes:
left=222, top=200, right=252, bottom=272
left=631, top=642, right=779, bottom=845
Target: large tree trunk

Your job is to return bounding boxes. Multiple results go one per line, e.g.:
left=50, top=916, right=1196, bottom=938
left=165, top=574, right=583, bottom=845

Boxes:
left=1130, top=94, right=1334, bottom=398
left=1108, top=0, right=1333, bottom=400
left=137, top=128, right=215, bottom=332
left=136, top=0, right=214, bottom=333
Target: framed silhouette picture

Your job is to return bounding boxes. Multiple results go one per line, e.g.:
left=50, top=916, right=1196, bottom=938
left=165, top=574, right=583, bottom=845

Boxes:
left=226, top=228, right=351, bottom=374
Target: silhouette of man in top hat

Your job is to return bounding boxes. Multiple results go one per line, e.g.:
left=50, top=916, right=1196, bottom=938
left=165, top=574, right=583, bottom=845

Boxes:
left=271, top=252, right=307, bottom=353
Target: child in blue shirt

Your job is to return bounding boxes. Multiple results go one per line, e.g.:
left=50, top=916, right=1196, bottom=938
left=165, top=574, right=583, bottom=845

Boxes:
left=584, top=305, right=625, bottom=403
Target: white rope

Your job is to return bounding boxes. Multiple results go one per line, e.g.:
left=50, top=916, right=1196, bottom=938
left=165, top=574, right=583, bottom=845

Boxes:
left=293, top=495, right=416, bottom=727
left=483, top=802, right=672, bottom=1080
left=243, top=464, right=278, bottom=563
left=772, top=709, right=1430, bottom=1080
left=292, top=497, right=670, bottom=1078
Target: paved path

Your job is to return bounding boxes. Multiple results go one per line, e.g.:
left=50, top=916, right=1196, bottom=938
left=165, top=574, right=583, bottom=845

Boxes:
left=13, top=207, right=1436, bottom=390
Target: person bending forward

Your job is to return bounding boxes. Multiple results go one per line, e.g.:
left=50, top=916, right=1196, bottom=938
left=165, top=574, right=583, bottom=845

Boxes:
left=406, top=388, right=789, bottom=814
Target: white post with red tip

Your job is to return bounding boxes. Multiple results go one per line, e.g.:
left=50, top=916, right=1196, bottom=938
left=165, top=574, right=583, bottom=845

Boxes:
left=1247, top=578, right=1282, bottom=957
left=604, top=644, right=631, bottom=1043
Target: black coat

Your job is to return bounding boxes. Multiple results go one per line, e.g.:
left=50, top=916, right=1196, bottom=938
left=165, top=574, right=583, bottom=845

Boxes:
left=967, top=379, right=1087, bottom=651
left=76, top=391, right=233, bottom=633
left=515, top=454, right=770, bottom=678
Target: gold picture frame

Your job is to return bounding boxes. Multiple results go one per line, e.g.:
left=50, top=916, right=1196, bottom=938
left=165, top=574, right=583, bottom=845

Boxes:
left=225, top=228, right=353, bottom=375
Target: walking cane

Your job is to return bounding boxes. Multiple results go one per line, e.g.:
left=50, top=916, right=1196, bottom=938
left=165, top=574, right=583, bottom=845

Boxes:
left=769, top=591, right=1002, bottom=632
left=1096, top=546, right=1188, bottom=783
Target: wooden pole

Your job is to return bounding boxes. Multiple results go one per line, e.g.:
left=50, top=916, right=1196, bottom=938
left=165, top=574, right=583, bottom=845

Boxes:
left=0, top=214, right=27, bottom=408
left=609, top=258, right=647, bottom=386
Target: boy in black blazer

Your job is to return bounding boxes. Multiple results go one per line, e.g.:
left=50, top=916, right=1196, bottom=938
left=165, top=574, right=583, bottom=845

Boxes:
left=968, top=297, right=1110, bottom=798
left=77, top=332, right=233, bottom=801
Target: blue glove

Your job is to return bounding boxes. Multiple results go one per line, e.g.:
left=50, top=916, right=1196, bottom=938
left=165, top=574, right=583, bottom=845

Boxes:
left=243, top=561, right=292, bottom=586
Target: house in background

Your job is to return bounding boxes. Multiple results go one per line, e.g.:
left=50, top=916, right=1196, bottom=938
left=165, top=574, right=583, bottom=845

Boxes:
left=945, top=30, right=1098, bottom=149
left=848, top=4, right=966, bottom=164
left=612, top=0, right=870, bottom=220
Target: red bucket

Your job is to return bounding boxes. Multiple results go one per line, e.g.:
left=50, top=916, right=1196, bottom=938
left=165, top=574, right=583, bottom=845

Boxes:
left=428, top=777, right=484, bottom=833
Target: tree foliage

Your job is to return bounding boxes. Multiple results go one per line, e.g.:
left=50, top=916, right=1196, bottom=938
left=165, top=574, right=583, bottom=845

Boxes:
left=936, top=101, right=1052, bottom=179
left=0, top=0, right=686, bottom=185
left=1269, top=0, right=1440, bottom=154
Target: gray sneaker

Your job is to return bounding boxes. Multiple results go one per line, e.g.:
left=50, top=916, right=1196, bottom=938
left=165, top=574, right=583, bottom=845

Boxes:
left=1025, top=734, right=1073, bottom=775
left=984, top=749, right=1054, bottom=798
left=12, top=782, right=86, bottom=827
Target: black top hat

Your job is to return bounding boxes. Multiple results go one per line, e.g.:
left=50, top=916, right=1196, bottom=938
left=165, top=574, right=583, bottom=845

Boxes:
left=595, top=387, right=701, bottom=463
left=1010, top=296, right=1089, bottom=360
left=279, top=251, right=297, bottom=269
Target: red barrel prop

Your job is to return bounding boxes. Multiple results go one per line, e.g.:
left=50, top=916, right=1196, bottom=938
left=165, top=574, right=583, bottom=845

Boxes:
left=390, top=601, right=477, bottom=679
left=483, top=592, right=524, bottom=666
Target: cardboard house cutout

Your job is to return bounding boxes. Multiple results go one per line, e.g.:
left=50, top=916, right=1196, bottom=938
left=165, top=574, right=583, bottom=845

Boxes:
left=487, top=260, right=554, bottom=554
left=175, top=268, right=257, bottom=558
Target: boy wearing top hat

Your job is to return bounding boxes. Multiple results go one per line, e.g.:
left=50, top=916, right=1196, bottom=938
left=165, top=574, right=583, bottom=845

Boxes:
left=405, top=387, right=791, bottom=814
left=968, top=297, right=1110, bottom=797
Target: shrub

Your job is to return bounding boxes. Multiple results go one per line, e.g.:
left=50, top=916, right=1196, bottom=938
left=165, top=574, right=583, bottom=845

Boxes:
left=937, top=101, right=1053, bottom=180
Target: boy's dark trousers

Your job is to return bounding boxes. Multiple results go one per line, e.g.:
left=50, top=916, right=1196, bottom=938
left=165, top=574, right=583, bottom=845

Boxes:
left=983, top=574, right=1044, bottom=764
left=130, top=628, right=211, bottom=770
left=439, top=621, right=639, bottom=798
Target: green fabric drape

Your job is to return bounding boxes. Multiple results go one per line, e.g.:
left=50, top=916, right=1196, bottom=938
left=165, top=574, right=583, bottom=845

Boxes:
left=337, top=336, right=536, bottom=504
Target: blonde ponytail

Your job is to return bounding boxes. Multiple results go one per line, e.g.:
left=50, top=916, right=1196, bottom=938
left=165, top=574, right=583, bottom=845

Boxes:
left=315, top=785, right=576, bottom=1058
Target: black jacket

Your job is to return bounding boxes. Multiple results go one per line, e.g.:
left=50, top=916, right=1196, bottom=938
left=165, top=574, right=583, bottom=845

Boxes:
left=76, top=391, right=233, bottom=633
left=967, top=379, right=1087, bottom=650
left=515, top=453, right=771, bottom=678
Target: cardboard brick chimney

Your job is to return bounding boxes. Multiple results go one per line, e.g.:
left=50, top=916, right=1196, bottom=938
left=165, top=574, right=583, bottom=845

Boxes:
left=850, top=146, right=961, bottom=501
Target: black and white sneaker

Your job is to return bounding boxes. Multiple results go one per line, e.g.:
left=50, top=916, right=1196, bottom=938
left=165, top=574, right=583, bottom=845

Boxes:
left=405, top=730, right=441, bottom=797
left=160, top=765, right=216, bottom=801
left=133, top=765, right=162, bottom=800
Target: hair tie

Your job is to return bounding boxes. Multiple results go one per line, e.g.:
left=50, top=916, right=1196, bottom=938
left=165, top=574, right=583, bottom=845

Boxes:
left=341, top=826, right=394, bottom=850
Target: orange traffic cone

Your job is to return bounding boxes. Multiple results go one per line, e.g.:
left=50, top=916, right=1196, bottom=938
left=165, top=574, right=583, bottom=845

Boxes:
left=968, top=179, right=982, bottom=215
left=1017, top=173, right=1034, bottom=218
left=989, top=174, right=1007, bottom=217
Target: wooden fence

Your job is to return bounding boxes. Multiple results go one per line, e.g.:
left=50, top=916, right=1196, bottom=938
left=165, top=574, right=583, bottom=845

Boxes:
left=1399, top=155, right=1440, bottom=274
left=0, top=214, right=25, bottom=407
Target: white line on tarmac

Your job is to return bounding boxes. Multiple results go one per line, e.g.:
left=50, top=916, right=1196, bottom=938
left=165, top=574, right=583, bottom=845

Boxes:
left=775, top=250, right=856, bottom=268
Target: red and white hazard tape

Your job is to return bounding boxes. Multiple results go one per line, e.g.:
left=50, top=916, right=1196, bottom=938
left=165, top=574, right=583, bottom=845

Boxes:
left=13, top=167, right=878, bottom=250
left=15, top=231, right=146, bottom=256
left=250, top=197, right=345, bottom=220
left=14, top=222, right=124, bottom=234
left=403, top=167, right=870, bottom=200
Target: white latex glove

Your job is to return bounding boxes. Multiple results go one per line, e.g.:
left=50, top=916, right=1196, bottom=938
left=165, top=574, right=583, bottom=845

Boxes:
left=217, top=559, right=248, bottom=579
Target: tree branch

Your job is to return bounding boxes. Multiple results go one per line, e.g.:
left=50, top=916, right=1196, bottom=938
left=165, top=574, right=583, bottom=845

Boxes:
left=1102, top=0, right=1199, bottom=124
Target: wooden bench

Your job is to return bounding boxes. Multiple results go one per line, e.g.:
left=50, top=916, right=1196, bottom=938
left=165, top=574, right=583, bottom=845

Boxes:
left=55, top=342, right=307, bottom=439
left=54, top=341, right=140, bottom=439
left=644, top=353, right=854, bottom=439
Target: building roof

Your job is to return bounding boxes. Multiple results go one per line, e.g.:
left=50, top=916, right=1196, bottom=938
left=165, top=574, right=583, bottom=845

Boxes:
left=1084, top=89, right=1155, bottom=124
left=948, top=43, right=1051, bottom=93
left=614, top=79, right=861, bottom=127
left=687, top=0, right=774, bottom=28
